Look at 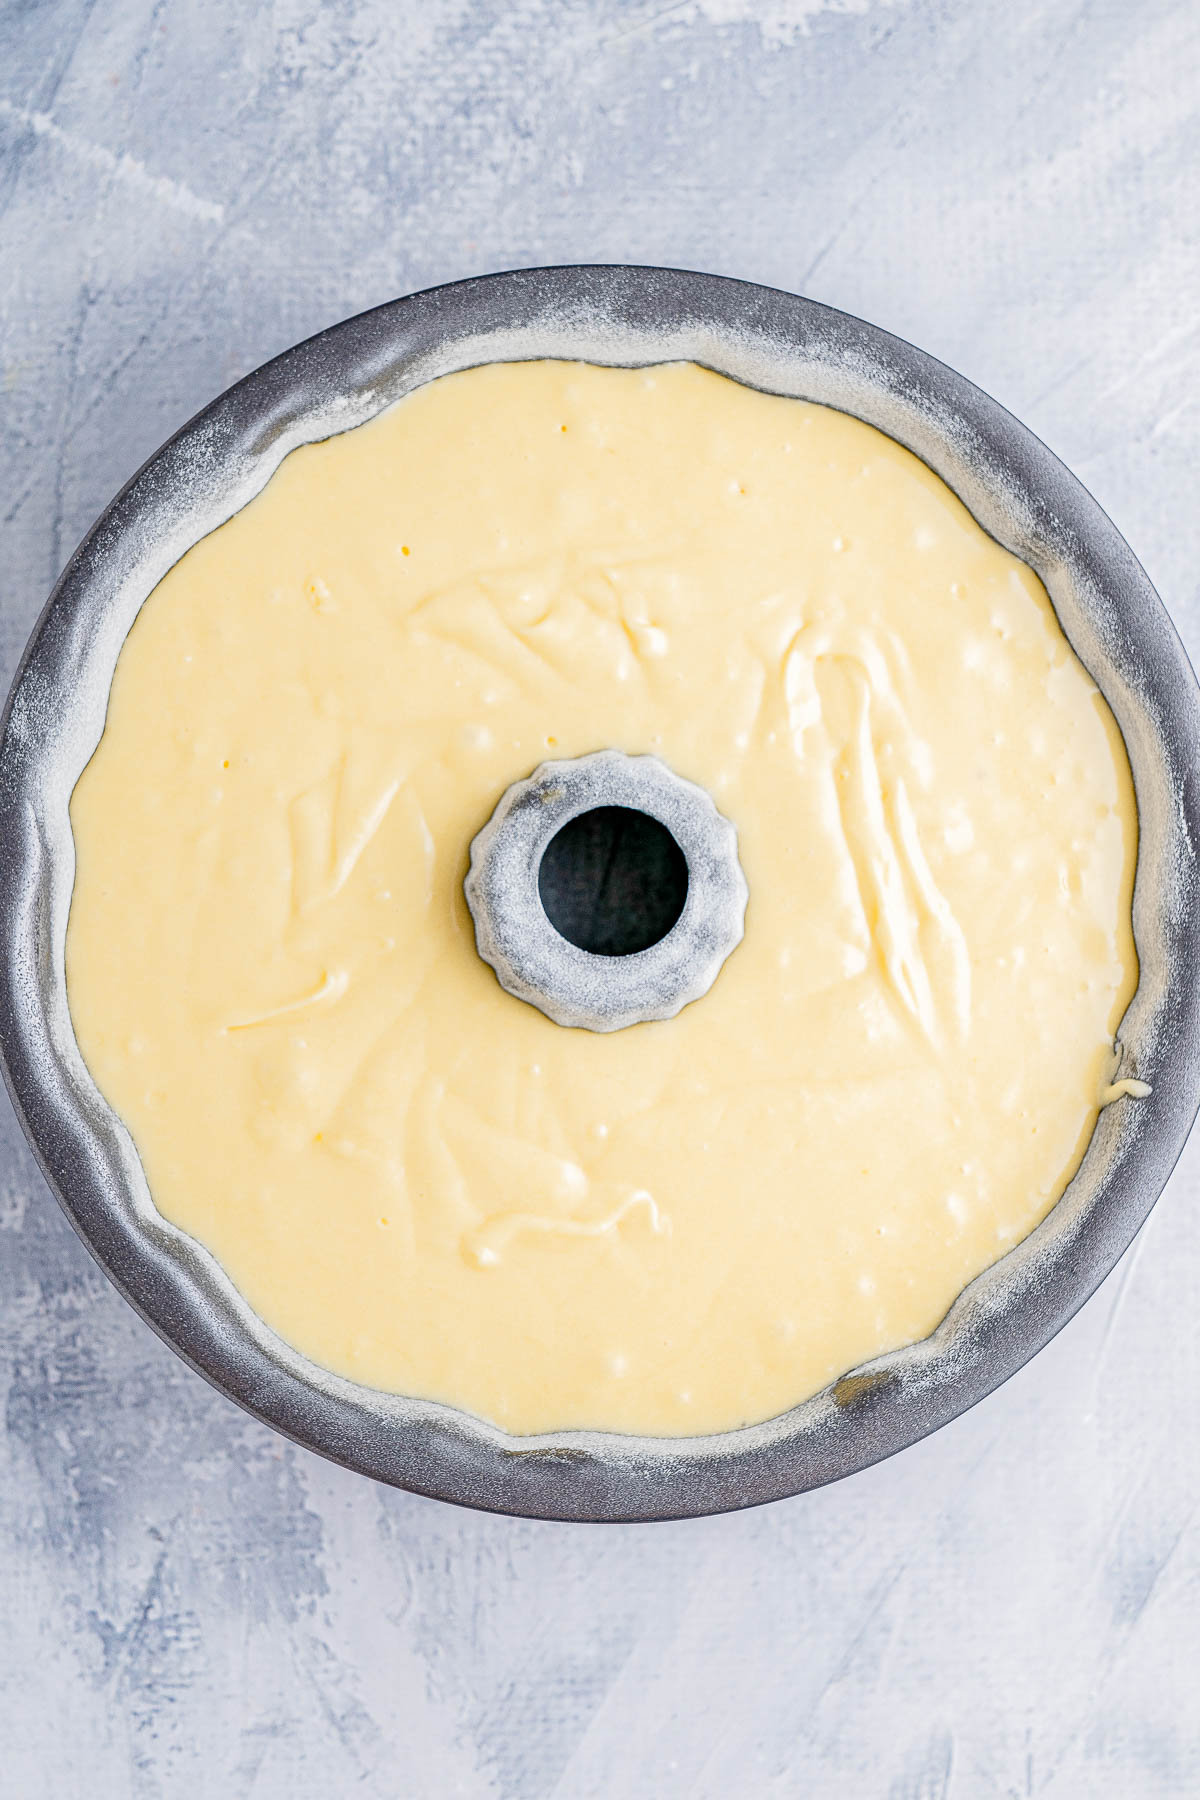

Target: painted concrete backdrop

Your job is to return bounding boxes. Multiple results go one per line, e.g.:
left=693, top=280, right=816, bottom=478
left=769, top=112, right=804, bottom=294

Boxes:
left=2, top=2, right=1199, bottom=1794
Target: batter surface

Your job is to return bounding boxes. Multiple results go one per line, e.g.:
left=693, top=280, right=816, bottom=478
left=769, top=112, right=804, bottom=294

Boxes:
left=66, top=361, right=1139, bottom=1435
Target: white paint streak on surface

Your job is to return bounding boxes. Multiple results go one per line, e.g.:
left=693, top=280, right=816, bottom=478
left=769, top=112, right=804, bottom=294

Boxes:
left=0, top=100, right=225, bottom=223
left=668, top=0, right=901, bottom=45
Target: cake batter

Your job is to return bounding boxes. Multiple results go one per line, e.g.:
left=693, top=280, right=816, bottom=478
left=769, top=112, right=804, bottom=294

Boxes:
left=65, top=361, right=1140, bottom=1434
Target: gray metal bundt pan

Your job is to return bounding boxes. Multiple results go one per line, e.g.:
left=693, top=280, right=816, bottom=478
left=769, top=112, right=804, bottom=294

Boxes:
left=1, top=266, right=1198, bottom=1522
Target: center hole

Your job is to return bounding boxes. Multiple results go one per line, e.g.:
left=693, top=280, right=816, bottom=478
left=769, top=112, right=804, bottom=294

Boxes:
left=538, top=806, right=689, bottom=957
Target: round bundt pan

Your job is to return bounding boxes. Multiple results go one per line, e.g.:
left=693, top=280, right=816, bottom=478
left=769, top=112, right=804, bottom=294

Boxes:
left=2, top=266, right=1197, bottom=1520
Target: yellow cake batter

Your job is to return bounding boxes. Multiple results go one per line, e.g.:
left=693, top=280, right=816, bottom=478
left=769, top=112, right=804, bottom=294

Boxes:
left=65, top=360, right=1140, bottom=1435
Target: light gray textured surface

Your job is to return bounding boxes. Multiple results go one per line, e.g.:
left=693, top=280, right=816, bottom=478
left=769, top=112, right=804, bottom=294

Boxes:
left=1, top=1, right=1198, bottom=1793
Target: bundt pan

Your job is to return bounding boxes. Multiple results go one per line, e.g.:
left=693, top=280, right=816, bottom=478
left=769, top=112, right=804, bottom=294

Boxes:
left=2, top=266, right=1198, bottom=1522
